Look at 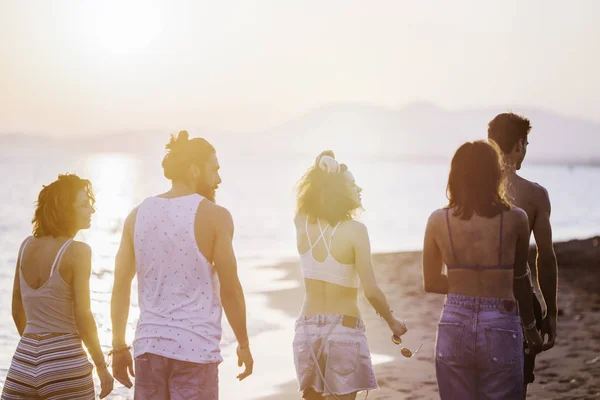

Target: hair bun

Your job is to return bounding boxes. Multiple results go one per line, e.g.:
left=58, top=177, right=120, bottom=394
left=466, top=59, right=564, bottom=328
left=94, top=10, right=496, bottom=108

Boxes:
left=166, top=130, right=190, bottom=151
left=317, top=155, right=341, bottom=175
left=176, top=130, right=189, bottom=142
left=317, top=150, right=335, bottom=159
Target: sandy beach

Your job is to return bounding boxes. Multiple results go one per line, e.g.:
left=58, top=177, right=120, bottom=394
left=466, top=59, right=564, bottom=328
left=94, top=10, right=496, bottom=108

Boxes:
left=261, top=237, right=600, bottom=400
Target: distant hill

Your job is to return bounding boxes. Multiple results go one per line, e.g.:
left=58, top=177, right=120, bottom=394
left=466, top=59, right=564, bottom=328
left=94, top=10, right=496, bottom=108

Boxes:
left=1, top=103, right=599, bottom=164
left=254, top=102, right=600, bottom=162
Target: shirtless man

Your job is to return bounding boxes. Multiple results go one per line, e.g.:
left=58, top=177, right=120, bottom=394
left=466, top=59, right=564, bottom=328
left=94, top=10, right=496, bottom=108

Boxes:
left=488, top=113, right=558, bottom=397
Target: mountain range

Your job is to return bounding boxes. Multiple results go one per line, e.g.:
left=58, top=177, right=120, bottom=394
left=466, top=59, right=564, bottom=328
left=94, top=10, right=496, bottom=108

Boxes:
left=2, top=102, right=599, bottom=164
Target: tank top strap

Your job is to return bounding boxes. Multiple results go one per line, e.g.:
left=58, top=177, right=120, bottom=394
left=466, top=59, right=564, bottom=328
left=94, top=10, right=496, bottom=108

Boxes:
left=498, top=211, right=504, bottom=266
left=445, top=209, right=459, bottom=264
left=49, top=239, right=73, bottom=278
left=327, top=221, right=341, bottom=250
left=18, top=236, right=34, bottom=271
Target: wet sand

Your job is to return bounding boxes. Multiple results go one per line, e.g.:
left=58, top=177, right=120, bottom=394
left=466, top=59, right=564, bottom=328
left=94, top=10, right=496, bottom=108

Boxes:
left=262, top=237, right=600, bottom=399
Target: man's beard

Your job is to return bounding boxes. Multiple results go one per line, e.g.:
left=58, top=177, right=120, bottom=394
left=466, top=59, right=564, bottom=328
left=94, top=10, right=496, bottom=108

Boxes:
left=197, top=185, right=216, bottom=202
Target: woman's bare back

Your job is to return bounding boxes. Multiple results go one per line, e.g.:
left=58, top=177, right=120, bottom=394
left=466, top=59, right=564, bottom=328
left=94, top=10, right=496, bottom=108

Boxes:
left=20, top=237, right=74, bottom=290
left=295, top=216, right=361, bottom=317
left=431, top=208, right=524, bottom=298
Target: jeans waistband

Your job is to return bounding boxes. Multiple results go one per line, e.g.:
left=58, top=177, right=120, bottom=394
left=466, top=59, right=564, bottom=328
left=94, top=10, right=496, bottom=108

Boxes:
left=295, top=314, right=366, bottom=330
left=445, top=294, right=519, bottom=314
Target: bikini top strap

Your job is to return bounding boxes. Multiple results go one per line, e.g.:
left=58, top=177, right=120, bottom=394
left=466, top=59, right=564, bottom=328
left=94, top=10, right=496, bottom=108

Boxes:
left=498, top=211, right=504, bottom=266
left=306, top=216, right=329, bottom=252
left=317, top=218, right=331, bottom=253
left=18, top=236, right=34, bottom=272
left=445, top=209, right=458, bottom=264
left=305, top=215, right=313, bottom=248
left=49, top=239, right=73, bottom=278
left=327, top=221, right=341, bottom=250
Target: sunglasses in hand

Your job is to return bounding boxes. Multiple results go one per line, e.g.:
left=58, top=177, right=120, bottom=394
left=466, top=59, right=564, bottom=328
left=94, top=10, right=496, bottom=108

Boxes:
left=392, top=334, right=424, bottom=358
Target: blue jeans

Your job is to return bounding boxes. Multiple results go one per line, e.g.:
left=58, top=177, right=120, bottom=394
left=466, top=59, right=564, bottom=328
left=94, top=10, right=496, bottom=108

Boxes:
left=435, top=294, right=524, bottom=400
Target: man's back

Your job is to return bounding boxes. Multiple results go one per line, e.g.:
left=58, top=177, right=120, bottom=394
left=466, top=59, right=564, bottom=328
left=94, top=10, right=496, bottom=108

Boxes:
left=488, top=112, right=558, bottom=394
left=111, top=132, right=253, bottom=396
left=505, top=175, right=545, bottom=230
left=133, top=194, right=223, bottom=364
left=505, top=174, right=552, bottom=317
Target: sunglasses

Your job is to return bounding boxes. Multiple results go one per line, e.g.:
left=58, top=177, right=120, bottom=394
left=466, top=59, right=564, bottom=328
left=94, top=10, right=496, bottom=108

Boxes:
left=392, top=334, right=424, bottom=358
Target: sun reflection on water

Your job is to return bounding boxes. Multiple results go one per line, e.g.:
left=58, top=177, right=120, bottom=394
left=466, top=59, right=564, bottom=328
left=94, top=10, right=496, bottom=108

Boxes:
left=74, top=153, right=142, bottom=352
left=79, top=153, right=140, bottom=260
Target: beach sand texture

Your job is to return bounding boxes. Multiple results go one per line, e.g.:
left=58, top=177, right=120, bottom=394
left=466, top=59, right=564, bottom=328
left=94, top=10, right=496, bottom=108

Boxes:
left=263, top=237, right=600, bottom=399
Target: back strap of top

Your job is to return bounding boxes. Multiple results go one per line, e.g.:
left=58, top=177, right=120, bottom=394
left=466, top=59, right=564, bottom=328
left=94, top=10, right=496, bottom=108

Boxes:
left=19, top=237, right=73, bottom=278
left=445, top=209, right=458, bottom=264
left=305, top=216, right=341, bottom=254
left=18, top=236, right=34, bottom=268
left=50, top=239, right=73, bottom=277
left=445, top=209, right=505, bottom=267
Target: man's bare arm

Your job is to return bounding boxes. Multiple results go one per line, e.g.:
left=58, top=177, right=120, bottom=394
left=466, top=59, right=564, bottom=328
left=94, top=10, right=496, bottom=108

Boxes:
left=532, top=187, right=558, bottom=317
left=212, top=207, right=253, bottom=380
left=212, top=207, right=249, bottom=347
left=110, top=210, right=137, bottom=388
left=111, top=210, right=137, bottom=349
left=532, top=186, right=558, bottom=351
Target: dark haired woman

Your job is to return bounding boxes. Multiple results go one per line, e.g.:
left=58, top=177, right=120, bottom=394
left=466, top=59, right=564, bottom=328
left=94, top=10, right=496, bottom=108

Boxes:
left=3, top=174, right=113, bottom=399
left=423, top=141, right=543, bottom=399
left=292, top=151, right=407, bottom=400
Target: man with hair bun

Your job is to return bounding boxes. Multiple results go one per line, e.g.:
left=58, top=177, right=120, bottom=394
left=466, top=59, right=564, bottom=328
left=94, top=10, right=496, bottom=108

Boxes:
left=110, top=131, right=253, bottom=399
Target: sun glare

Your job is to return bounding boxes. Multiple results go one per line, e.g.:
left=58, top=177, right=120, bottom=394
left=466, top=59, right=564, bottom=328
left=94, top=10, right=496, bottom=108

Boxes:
left=81, top=0, right=164, bottom=54
left=76, top=153, right=140, bottom=267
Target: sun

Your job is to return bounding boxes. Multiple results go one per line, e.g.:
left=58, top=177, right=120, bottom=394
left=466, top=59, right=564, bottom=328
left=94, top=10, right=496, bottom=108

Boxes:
left=81, top=1, right=164, bottom=54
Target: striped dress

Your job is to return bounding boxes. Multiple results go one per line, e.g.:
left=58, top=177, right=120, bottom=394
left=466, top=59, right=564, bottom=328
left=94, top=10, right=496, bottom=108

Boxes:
left=2, top=238, right=95, bottom=400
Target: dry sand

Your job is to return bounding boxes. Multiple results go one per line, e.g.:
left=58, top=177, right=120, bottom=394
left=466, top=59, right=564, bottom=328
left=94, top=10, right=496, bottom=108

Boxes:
left=262, top=237, right=600, bottom=400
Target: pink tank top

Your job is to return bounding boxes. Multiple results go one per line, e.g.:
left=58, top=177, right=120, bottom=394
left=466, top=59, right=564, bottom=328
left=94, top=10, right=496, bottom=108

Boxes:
left=19, top=237, right=79, bottom=335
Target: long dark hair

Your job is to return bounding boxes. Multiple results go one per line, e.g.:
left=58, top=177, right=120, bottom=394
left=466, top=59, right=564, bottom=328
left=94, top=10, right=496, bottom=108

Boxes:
left=32, top=174, right=95, bottom=237
left=446, top=141, right=511, bottom=219
left=296, top=151, right=361, bottom=225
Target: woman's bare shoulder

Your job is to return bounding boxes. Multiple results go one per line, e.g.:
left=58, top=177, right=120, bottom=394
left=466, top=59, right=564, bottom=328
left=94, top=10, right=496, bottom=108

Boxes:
left=427, top=208, right=447, bottom=227
left=65, top=240, right=92, bottom=261
left=508, top=206, right=529, bottom=222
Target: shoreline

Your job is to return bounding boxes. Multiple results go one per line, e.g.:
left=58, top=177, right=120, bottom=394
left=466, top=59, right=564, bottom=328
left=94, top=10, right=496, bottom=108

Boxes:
left=260, top=237, right=600, bottom=399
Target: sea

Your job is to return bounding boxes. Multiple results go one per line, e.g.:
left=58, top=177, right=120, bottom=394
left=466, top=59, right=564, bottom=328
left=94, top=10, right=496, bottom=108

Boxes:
left=0, top=148, right=598, bottom=398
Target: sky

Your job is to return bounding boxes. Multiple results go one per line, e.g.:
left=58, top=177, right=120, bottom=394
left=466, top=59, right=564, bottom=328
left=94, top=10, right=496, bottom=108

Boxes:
left=1, top=0, right=599, bottom=136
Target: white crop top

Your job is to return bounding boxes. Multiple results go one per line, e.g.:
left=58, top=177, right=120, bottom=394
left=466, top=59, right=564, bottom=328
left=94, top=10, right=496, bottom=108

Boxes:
left=299, top=217, right=360, bottom=289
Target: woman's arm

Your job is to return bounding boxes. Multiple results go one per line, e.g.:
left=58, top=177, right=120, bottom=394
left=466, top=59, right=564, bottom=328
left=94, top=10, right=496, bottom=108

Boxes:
left=513, top=208, right=544, bottom=354
left=71, top=242, right=106, bottom=368
left=353, top=222, right=396, bottom=324
left=12, top=260, right=26, bottom=335
left=513, top=209, right=537, bottom=326
left=423, top=211, right=448, bottom=294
